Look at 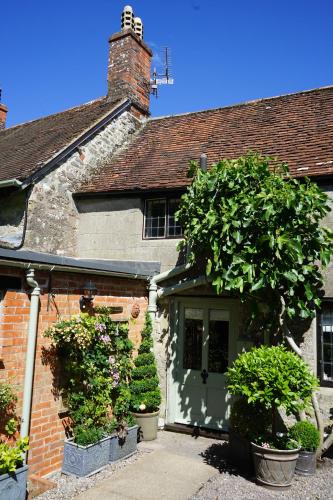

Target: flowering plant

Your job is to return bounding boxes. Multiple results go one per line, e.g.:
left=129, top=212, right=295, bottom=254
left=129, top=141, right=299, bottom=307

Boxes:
left=45, top=311, right=133, bottom=444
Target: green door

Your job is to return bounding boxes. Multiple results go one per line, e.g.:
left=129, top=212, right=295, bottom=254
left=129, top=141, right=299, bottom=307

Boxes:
left=169, top=299, right=239, bottom=431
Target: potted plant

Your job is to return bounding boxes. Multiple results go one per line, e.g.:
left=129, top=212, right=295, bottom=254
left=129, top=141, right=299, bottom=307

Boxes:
left=289, top=421, right=320, bottom=476
left=45, top=310, right=136, bottom=476
left=0, top=384, right=29, bottom=500
left=130, top=312, right=161, bottom=441
left=229, top=397, right=270, bottom=475
left=227, top=345, right=318, bottom=488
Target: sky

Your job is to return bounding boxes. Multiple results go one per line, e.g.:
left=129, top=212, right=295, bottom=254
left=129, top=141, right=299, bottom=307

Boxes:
left=1, top=0, right=333, bottom=127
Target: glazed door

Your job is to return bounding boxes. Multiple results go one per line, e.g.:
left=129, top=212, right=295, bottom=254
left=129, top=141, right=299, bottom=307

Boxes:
left=170, top=299, right=238, bottom=430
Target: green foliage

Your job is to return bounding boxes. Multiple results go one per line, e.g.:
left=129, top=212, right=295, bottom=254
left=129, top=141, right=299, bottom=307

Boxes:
left=0, top=383, right=17, bottom=413
left=130, top=313, right=161, bottom=413
left=45, top=313, right=134, bottom=444
left=0, top=437, right=29, bottom=474
left=229, top=398, right=270, bottom=440
left=0, top=389, right=29, bottom=474
left=72, top=425, right=105, bottom=447
left=289, top=421, right=320, bottom=451
left=227, top=345, right=318, bottom=415
left=177, top=152, right=333, bottom=326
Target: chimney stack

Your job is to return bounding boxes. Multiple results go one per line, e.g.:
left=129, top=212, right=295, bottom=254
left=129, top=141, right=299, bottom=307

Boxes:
left=0, top=91, right=7, bottom=130
left=107, top=6, right=152, bottom=116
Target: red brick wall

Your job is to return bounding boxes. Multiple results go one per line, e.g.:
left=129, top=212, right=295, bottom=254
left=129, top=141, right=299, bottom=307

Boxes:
left=0, top=267, right=148, bottom=477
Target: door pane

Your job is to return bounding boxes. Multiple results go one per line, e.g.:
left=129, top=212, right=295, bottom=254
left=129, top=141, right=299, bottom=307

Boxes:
left=208, top=309, right=229, bottom=373
left=183, top=308, right=203, bottom=370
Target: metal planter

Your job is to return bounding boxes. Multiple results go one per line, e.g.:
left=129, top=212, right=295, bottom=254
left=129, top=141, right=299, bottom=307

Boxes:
left=252, top=442, right=300, bottom=488
left=62, top=437, right=110, bottom=477
left=109, top=425, right=138, bottom=462
left=0, top=465, right=28, bottom=500
left=295, top=450, right=317, bottom=476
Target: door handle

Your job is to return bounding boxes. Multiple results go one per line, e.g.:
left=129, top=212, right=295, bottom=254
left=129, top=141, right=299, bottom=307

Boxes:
left=201, top=369, right=209, bottom=384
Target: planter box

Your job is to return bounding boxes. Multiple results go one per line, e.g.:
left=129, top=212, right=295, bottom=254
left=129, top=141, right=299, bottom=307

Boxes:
left=109, top=425, right=138, bottom=462
left=0, top=465, right=28, bottom=500
left=229, top=431, right=254, bottom=475
left=62, top=436, right=110, bottom=477
left=252, top=442, right=300, bottom=488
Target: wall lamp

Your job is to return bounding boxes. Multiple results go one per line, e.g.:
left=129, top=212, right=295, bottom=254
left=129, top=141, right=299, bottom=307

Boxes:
left=79, top=280, right=97, bottom=311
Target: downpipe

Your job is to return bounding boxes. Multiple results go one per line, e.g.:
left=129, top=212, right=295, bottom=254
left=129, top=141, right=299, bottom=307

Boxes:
left=21, top=269, right=40, bottom=460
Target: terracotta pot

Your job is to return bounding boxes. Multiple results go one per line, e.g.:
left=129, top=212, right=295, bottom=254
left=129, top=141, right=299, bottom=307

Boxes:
left=252, top=442, right=300, bottom=488
left=133, top=411, right=159, bottom=441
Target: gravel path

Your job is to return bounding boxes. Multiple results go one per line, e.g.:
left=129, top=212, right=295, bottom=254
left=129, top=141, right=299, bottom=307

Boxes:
left=36, top=449, right=151, bottom=499
left=193, top=442, right=333, bottom=500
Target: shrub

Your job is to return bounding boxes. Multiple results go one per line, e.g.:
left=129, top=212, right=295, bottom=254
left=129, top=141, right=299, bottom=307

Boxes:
left=0, top=383, right=17, bottom=414
left=289, top=421, right=320, bottom=451
left=227, top=345, right=318, bottom=448
left=130, top=313, right=161, bottom=413
left=229, top=397, right=270, bottom=440
left=72, top=425, right=106, bottom=447
left=0, top=401, right=29, bottom=474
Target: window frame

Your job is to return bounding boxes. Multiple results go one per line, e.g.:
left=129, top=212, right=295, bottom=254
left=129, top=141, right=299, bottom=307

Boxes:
left=317, top=298, right=333, bottom=388
left=143, top=197, right=183, bottom=240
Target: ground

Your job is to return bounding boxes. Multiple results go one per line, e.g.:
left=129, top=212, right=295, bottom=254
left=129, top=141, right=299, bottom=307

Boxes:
left=37, top=431, right=333, bottom=500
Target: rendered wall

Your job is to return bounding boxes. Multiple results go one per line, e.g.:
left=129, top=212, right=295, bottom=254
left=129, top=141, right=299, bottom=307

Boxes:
left=77, top=197, right=182, bottom=272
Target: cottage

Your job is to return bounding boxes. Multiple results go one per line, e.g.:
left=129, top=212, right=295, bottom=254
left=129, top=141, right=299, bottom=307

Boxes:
left=0, top=6, right=332, bottom=478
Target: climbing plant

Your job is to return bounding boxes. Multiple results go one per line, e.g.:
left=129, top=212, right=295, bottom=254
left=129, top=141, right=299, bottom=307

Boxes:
left=45, top=311, right=133, bottom=444
left=177, top=151, right=333, bottom=456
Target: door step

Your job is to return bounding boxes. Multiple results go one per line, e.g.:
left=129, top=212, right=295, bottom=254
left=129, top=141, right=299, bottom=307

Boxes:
left=164, top=423, right=229, bottom=441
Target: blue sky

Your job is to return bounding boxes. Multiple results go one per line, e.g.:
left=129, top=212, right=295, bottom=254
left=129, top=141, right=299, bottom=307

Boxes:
left=2, top=0, right=333, bottom=127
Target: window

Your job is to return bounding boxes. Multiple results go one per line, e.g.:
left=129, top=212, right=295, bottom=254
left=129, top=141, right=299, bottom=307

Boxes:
left=318, top=301, right=333, bottom=387
left=144, top=198, right=183, bottom=239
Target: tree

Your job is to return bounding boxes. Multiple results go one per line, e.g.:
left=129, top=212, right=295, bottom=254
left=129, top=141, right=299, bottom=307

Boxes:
left=177, top=152, right=333, bottom=455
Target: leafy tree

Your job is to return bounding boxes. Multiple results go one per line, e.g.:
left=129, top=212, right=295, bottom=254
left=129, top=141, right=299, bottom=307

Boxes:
left=177, top=151, right=333, bottom=455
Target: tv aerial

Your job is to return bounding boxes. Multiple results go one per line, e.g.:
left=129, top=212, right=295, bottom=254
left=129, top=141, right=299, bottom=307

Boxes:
left=150, top=47, right=174, bottom=98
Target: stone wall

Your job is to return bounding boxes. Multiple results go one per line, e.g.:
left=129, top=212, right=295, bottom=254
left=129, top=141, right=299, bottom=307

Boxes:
left=0, top=266, right=147, bottom=477
left=0, top=189, right=26, bottom=247
left=77, top=196, right=182, bottom=272
left=23, top=111, right=140, bottom=256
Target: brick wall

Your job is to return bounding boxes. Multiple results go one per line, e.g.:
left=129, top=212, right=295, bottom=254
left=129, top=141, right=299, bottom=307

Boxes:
left=0, top=267, right=148, bottom=477
left=107, top=30, right=152, bottom=115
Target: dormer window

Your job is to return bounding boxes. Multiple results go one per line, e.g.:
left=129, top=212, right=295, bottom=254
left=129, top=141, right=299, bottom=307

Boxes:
left=144, top=198, right=183, bottom=239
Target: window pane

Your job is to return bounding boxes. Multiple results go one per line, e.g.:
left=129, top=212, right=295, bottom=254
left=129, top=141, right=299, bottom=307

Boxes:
left=320, top=305, right=333, bottom=383
left=183, top=308, right=203, bottom=370
left=208, top=310, right=229, bottom=373
left=145, top=200, right=166, bottom=238
left=167, top=199, right=183, bottom=237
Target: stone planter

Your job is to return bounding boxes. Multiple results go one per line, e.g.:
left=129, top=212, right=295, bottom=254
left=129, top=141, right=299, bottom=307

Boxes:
left=109, top=425, right=138, bottom=462
left=229, top=431, right=254, bottom=475
left=0, top=465, right=28, bottom=500
left=62, top=436, right=110, bottom=477
left=133, top=411, right=159, bottom=441
left=252, top=442, right=300, bottom=488
left=295, top=450, right=317, bottom=476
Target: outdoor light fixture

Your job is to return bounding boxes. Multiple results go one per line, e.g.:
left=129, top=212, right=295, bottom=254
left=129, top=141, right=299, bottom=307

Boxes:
left=79, top=280, right=97, bottom=311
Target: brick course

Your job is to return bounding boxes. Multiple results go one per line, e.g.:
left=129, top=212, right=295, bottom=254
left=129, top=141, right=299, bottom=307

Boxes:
left=0, top=267, right=147, bottom=477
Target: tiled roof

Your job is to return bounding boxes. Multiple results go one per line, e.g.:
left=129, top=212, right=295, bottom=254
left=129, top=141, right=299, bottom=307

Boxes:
left=80, top=86, right=333, bottom=194
left=0, top=97, right=122, bottom=183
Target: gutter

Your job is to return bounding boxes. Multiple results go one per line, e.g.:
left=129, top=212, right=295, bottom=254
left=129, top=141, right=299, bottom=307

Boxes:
left=21, top=269, right=40, bottom=459
left=0, top=258, right=150, bottom=280
left=0, top=178, right=22, bottom=188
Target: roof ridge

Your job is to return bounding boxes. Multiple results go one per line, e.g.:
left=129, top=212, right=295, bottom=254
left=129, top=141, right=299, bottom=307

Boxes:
left=0, top=96, right=107, bottom=133
left=149, top=84, right=333, bottom=122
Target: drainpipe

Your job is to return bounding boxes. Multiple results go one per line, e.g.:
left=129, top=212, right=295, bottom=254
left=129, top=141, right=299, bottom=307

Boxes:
left=21, top=269, right=40, bottom=458
left=148, top=263, right=192, bottom=320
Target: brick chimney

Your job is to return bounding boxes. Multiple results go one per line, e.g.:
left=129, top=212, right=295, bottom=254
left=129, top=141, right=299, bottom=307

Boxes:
left=0, top=103, right=8, bottom=130
left=107, top=6, right=152, bottom=117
